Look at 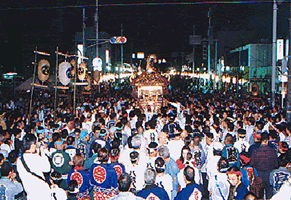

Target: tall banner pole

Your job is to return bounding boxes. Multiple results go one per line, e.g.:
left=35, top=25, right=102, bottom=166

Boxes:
left=54, top=47, right=59, bottom=122
left=271, top=0, right=278, bottom=107
left=286, top=3, right=291, bottom=122
left=73, top=61, right=78, bottom=117
left=28, top=46, right=38, bottom=124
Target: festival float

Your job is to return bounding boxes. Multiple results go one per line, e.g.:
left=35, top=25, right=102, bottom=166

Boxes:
left=130, top=54, right=170, bottom=112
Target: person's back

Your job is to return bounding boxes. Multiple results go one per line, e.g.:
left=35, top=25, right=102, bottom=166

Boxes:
left=0, top=162, right=23, bottom=200
left=109, top=173, right=144, bottom=200
left=250, top=136, right=278, bottom=172
left=137, top=168, right=169, bottom=200
left=208, top=157, right=230, bottom=200
left=269, top=156, right=291, bottom=195
left=155, top=157, right=173, bottom=198
left=250, top=132, right=278, bottom=199
left=17, top=134, right=51, bottom=200
left=175, top=166, right=202, bottom=200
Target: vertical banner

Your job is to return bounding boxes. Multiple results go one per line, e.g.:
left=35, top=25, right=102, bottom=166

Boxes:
left=93, top=57, right=102, bottom=83
left=277, top=39, right=284, bottom=60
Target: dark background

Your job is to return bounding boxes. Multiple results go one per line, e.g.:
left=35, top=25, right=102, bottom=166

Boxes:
left=0, top=0, right=289, bottom=75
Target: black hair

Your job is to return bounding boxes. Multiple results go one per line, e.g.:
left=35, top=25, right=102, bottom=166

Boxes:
left=225, top=133, right=234, bottom=144
left=67, top=180, right=79, bottom=196
left=67, top=136, right=75, bottom=146
left=92, top=142, right=101, bottom=154
left=213, top=148, right=222, bottom=156
left=237, top=128, right=246, bottom=136
left=278, top=155, right=289, bottom=167
left=240, top=151, right=251, bottom=166
left=261, top=132, right=269, bottom=142
left=1, top=161, right=13, bottom=177
left=13, top=128, right=21, bottom=137
left=155, top=157, right=165, bottom=174
left=8, top=150, right=17, bottom=164
left=256, top=121, right=264, bottom=131
left=149, top=121, right=156, bottom=129
left=183, top=166, right=195, bottom=182
left=51, top=171, right=62, bottom=186
left=127, top=136, right=133, bottom=148
left=93, top=125, right=100, bottom=133
left=205, top=129, right=214, bottom=139
left=179, top=146, right=191, bottom=163
left=61, top=129, right=68, bottom=139
left=218, top=157, right=229, bottom=173
left=74, top=128, right=81, bottom=133
left=130, top=151, right=139, bottom=164
left=23, top=134, right=37, bottom=152
left=52, top=132, right=61, bottom=142
left=184, top=135, right=192, bottom=146
left=269, top=130, right=279, bottom=140
left=110, top=113, right=116, bottom=120
left=118, top=173, right=132, bottom=192
left=98, top=147, right=109, bottom=163
left=110, top=147, right=120, bottom=158
left=227, top=122, right=234, bottom=132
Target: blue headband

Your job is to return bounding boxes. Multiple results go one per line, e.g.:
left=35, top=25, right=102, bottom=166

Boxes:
left=55, top=141, right=63, bottom=145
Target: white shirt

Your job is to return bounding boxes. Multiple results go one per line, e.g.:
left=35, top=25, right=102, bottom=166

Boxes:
left=17, top=153, right=51, bottom=200
left=50, top=184, right=67, bottom=200
left=167, top=139, right=184, bottom=161
left=245, top=125, right=255, bottom=145
left=178, top=162, right=202, bottom=189
left=270, top=179, right=291, bottom=200
left=156, top=173, right=173, bottom=198
left=208, top=173, right=230, bottom=200
left=234, top=139, right=250, bottom=153
left=125, top=162, right=146, bottom=191
left=206, top=156, right=221, bottom=179
left=144, top=129, right=158, bottom=144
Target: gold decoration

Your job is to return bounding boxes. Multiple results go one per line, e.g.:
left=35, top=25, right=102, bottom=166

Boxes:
left=130, top=54, right=170, bottom=111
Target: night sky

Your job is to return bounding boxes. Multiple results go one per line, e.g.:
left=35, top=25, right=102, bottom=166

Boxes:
left=0, top=0, right=289, bottom=76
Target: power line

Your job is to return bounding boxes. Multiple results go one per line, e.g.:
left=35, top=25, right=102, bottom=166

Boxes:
left=0, top=1, right=277, bottom=11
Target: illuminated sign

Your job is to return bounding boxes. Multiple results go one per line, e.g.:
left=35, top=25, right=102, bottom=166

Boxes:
left=137, top=52, right=144, bottom=59
left=277, top=39, right=284, bottom=60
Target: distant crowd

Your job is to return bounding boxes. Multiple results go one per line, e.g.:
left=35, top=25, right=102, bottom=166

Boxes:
left=0, top=76, right=288, bottom=200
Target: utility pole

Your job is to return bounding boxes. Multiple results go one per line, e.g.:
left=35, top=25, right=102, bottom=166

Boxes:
left=272, top=0, right=277, bottom=107
left=130, top=42, right=133, bottom=70
left=215, top=39, right=218, bottom=88
left=82, top=8, right=86, bottom=59
left=95, top=0, right=99, bottom=59
left=121, top=24, right=124, bottom=76
left=192, top=25, right=195, bottom=75
left=207, top=8, right=212, bottom=87
left=287, top=3, right=291, bottom=122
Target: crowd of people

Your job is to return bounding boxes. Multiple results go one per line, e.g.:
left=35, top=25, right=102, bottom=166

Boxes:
left=0, top=76, right=289, bottom=200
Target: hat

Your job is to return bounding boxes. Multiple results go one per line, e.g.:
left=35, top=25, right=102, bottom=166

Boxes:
left=213, top=142, right=223, bottom=151
left=226, top=171, right=242, bottom=177
left=147, top=142, right=158, bottom=154
left=36, top=127, right=45, bottom=134
left=79, top=130, right=89, bottom=141
left=99, top=129, right=108, bottom=137
left=93, top=121, right=100, bottom=126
